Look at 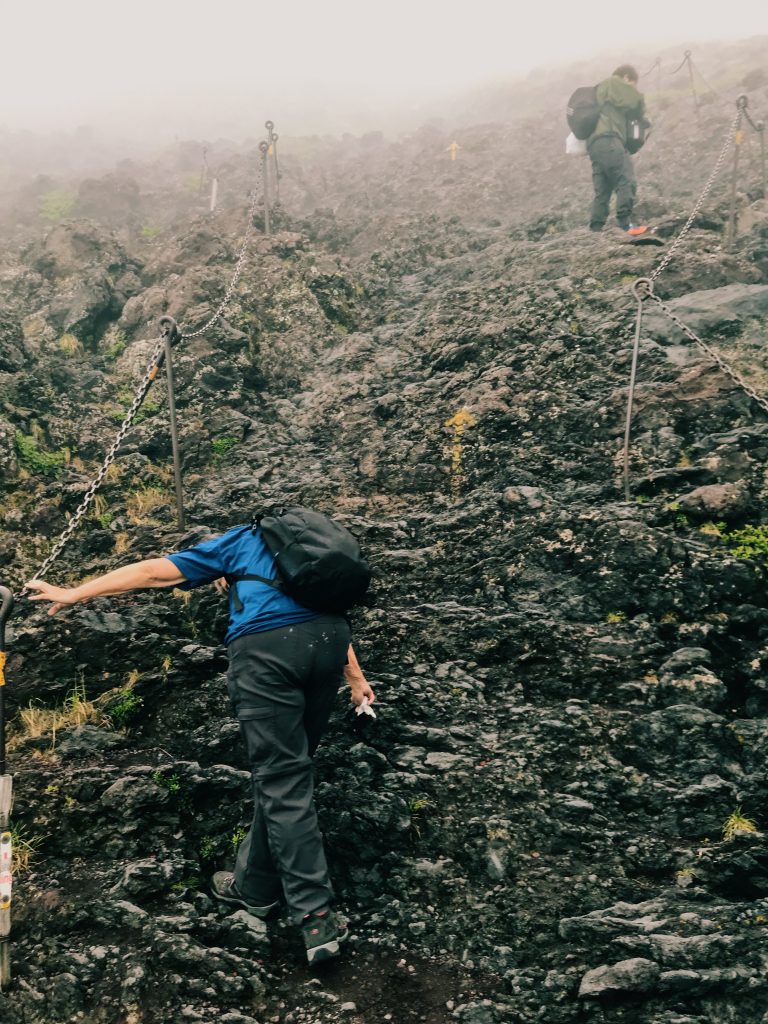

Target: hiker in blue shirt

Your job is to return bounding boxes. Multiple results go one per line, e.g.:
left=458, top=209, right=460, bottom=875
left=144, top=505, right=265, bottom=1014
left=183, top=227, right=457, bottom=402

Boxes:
left=26, top=522, right=374, bottom=964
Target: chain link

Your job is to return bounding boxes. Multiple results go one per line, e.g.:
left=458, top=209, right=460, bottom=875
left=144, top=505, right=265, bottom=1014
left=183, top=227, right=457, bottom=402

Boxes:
left=33, top=338, right=167, bottom=579
left=180, top=160, right=264, bottom=339
left=35, top=158, right=266, bottom=578
left=650, top=108, right=742, bottom=283
left=647, top=291, right=768, bottom=415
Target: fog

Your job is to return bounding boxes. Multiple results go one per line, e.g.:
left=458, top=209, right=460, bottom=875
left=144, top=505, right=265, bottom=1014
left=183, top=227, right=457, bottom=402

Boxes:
left=2, top=0, right=768, bottom=141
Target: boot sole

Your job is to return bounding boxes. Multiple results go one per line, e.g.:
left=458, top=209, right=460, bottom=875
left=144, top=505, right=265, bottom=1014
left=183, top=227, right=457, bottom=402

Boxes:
left=211, top=888, right=281, bottom=919
left=306, top=927, right=349, bottom=965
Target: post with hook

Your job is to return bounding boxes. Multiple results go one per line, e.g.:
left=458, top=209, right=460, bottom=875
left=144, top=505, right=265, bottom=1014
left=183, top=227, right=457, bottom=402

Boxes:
left=0, top=585, right=14, bottom=990
left=622, top=279, right=652, bottom=502
left=159, top=317, right=186, bottom=530
left=259, top=141, right=271, bottom=235
left=265, top=121, right=280, bottom=205
left=727, top=97, right=748, bottom=248
left=684, top=51, right=699, bottom=117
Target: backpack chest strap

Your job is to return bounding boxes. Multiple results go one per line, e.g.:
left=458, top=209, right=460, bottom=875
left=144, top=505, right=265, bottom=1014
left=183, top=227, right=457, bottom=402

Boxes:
left=225, top=573, right=284, bottom=613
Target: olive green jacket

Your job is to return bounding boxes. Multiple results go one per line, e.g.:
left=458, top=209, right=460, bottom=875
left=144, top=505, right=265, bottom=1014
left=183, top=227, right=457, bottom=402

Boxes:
left=589, top=76, right=645, bottom=148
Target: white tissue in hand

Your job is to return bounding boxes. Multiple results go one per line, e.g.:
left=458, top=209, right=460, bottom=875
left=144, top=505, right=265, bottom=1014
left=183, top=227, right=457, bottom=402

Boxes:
left=355, top=696, right=376, bottom=718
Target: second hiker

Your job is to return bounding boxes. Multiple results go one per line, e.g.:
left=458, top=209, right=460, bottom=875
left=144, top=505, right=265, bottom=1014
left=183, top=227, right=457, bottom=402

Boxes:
left=587, top=64, right=649, bottom=235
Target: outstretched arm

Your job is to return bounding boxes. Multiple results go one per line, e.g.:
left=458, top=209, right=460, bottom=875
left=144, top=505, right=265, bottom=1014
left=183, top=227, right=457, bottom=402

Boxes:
left=25, top=557, right=187, bottom=616
left=344, top=644, right=375, bottom=706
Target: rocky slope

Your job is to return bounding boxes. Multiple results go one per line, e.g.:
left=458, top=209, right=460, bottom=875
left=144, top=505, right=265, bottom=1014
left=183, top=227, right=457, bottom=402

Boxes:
left=2, top=37, right=768, bottom=1024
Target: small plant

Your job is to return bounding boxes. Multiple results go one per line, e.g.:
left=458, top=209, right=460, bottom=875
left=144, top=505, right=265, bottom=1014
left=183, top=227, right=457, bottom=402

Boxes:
left=140, top=223, right=161, bottom=240
left=199, top=836, right=216, bottom=860
left=698, top=521, right=725, bottom=537
left=39, top=190, right=75, bottom=221
left=91, top=494, right=113, bottom=530
left=674, top=513, right=689, bottom=529
left=606, top=611, right=626, bottom=624
left=723, top=808, right=758, bottom=841
left=724, top=525, right=768, bottom=563
left=230, top=827, right=247, bottom=852
left=211, top=436, right=238, bottom=463
left=408, top=796, right=432, bottom=840
left=153, top=772, right=182, bottom=794
left=15, top=428, right=68, bottom=478
left=104, top=332, right=127, bottom=362
left=9, top=824, right=43, bottom=873
left=108, top=688, right=143, bottom=728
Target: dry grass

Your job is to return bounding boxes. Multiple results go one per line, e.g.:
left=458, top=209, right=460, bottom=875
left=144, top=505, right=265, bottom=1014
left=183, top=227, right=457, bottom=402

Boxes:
left=125, top=486, right=170, bottom=524
left=9, top=824, right=43, bottom=873
left=10, top=679, right=111, bottom=753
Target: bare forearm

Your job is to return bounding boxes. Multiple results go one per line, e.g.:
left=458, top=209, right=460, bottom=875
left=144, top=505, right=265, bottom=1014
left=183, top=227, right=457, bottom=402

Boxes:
left=71, top=559, right=185, bottom=601
left=344, top=644, right=375, bottom=705
left=26, top=557, right=187, bottom=615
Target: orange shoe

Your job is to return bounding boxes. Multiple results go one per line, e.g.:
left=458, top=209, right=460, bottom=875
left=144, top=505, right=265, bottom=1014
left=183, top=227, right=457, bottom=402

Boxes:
left=627, top=224, right=649, bottom=236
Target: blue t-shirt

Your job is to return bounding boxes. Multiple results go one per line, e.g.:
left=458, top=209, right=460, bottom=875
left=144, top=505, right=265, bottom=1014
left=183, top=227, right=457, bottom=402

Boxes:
left=166, top=525, right=319, bottom=645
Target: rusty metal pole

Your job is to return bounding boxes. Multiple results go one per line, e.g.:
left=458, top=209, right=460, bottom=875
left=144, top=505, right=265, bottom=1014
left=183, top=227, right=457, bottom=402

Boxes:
left=685, top=52, right=699, bottom=117
left=158, top=317, right=186, bottom=530
left=260, top=141, right=271, bottom=235
left=623, top=280, right=651, bottom=501
left=727, top=98, right=747, bottom=248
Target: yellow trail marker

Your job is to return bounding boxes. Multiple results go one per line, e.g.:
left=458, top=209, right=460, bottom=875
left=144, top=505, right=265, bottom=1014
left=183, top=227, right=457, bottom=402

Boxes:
left=447, top=141, right=460, bottom=161
left=735, top=130, right=743, bottom=146
left=445, top=408, right=477, bottom=498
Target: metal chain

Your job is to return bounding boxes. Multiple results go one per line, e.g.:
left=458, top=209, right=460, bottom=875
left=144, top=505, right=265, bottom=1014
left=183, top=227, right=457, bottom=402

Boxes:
left=650, top=108, right=743, bottom=283
left=641, top=58, right=661, bottom=79
left=664, top=52, right=691, bottom=76
left=33, top=338, right=167, bottom=579
left=647, top=289, right=768, bottom=416
left=180, top=160, right=264, bottom=339
left=34, top=157, right=267, bottom=577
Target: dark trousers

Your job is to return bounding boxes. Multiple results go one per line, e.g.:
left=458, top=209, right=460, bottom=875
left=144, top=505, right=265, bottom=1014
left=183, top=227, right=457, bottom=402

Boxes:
left=588, top=135, right=637, bottom=230
left=226, top=616, right=351, bottom=924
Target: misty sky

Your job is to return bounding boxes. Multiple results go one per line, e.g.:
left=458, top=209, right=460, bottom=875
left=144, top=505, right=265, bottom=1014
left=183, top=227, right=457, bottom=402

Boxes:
left=3, top=0, right=768, bottom=138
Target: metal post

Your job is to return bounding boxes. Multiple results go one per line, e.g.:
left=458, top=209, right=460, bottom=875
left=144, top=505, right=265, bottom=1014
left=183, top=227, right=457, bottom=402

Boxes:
left=685, top=52, right=699, bottom=117
left=209, top=177, right=219, bottom=213
left=199, top=147, right=208, bottom=194
left=758, top=121, right=766, bottom=199
left=0, top=585, right=14, bottom=991
left=728, top=99, right=747, bottom=247
left=623, top=281, right=651, bottom=501
left=265, top=121, right=280, bottom=205
left=260, top=141, right=271, bottom=235
left=158, top=317, right=186, bottom=531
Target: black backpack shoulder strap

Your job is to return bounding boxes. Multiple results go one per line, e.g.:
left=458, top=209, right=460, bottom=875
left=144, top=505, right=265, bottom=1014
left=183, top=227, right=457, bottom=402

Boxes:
left=224, top=573, right=284, bottom=613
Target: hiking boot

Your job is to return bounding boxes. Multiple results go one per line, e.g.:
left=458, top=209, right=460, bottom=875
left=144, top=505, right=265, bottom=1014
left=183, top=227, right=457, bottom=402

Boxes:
left=301, top=908, right=349, bottom=965
left=210, top=871, right=281, bottom=918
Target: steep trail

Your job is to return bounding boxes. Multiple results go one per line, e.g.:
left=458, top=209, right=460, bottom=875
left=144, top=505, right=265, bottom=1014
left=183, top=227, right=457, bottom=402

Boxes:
left=2, top=43, right=768, bottom=1024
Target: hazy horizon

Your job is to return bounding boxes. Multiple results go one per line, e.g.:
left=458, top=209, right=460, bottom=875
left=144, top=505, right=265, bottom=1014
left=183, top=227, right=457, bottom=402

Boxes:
left=3, top=0, right=768, bottom=143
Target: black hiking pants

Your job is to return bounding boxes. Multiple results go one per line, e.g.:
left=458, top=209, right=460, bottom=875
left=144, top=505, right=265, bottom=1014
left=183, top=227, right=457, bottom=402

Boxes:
left=588, top=135, right=636, bottom=231
left=227, top=616, right=351, bottom=924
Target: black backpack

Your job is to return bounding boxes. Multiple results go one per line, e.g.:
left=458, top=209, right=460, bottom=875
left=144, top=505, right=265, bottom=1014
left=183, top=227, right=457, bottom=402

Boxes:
left=227, top=506, right=371, bottom=615
left=566, top=86, right=600, bottom=140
